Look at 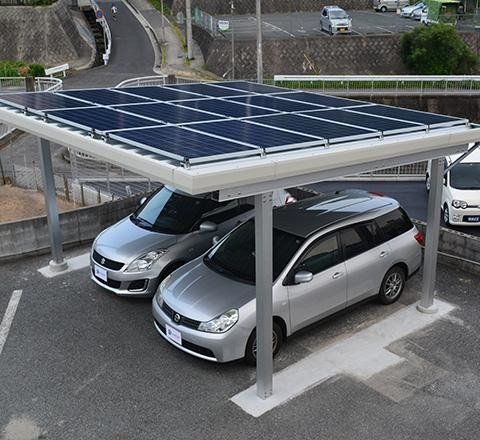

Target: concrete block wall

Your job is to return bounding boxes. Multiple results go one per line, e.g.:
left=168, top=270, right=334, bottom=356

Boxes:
left=0, top=0, right=91, bottom=66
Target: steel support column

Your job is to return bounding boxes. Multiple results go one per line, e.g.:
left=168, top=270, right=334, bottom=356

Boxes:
left=255, top=0, right=263, bottom=83
left=38, top=138, right=68, bottom=271
left=255, top=192, right=273, bottom=399
left=185, top=0, right=193, bottom=60
left=418, top=157, right=443, bottom=314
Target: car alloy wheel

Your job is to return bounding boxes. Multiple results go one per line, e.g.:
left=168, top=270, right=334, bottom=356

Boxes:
left=378, top=266, right=405, bottom=305
left=245, top=322, right=283, bottom=365
left=443, top=204, right=450, bottom=225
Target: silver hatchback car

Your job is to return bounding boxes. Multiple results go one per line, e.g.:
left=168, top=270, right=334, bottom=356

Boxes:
left=320, top=5, right=352, bottom=35
left=91, top=185, right=293, bottom=297
left=153, top=190, right=423, bottom=364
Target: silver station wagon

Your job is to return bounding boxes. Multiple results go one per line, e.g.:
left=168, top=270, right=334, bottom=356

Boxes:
left=91, top=185, right=293, bottom=297
left=153, top=190, right=424, bottom=364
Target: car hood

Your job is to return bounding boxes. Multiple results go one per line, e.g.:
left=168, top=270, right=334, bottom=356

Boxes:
left=448, top=188, right=480, bottom=205
left=162, top=259, right=255, bottom=322
left=94, top=216, right=176, bottom=263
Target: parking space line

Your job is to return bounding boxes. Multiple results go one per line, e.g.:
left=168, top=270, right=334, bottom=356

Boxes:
left=0, top=290, right=23, bottom=356
left=231, top=299, right=454, bottom=417
left=38, top=252, right=90, bottom=278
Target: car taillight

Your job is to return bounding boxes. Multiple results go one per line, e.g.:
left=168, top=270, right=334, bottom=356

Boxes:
left=414, top=232, right=424, bottom=246
left=368, top=191, right=384, bottom=197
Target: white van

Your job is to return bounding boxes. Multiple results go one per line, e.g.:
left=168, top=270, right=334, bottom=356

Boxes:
left=426, top=147, right=480, bottom=226
left=373, top=0, right=409, bottom=12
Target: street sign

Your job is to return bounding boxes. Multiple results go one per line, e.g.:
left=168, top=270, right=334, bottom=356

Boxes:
left=218, top=20, right=229, bottom=31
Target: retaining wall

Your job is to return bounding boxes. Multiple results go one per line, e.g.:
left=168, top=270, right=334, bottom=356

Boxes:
left=0, top=0, right=91, bottom=66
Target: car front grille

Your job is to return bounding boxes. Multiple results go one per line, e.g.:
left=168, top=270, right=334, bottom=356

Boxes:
left=154, top=319, right=215, bottom=359
left=92, top=249, right=124, bottom=271
left=93, top=272, right=121, bottom=289
left=161, top=302, right=201, bottom=330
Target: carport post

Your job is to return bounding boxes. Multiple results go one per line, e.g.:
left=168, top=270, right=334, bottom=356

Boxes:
left=38, top=138, right=68, bottom=272
left=255, top=192, right=273, bottom=399
left=418, top=157, right=442, bottom=314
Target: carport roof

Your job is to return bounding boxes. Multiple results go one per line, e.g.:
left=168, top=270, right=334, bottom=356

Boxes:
left=0, top=80, right=479, bottom=199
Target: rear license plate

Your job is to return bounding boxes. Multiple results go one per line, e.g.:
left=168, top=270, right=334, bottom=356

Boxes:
left=166, top=324, right=182, bottom=345
left=464, top=216, right=480, bottom=222
left=94, top=264, right=107, bottom=282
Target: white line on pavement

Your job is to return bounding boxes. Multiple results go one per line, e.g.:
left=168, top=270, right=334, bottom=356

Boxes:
left=231, top=299, right=454, bottom=417
left=0, top=290, right=23, bottom=356
left=38, top=252, right=90, bottom=278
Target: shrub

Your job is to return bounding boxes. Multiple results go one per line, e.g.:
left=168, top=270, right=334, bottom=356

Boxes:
left=0, top=60, right=46, bottom=78
left=400, top=24, right=478, bottom=74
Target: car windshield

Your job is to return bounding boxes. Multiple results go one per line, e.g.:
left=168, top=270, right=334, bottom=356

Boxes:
left=449, top=163, right=480, bottom=190
left=131, top=187, right=214, bottom=234
left=204, top=219, right=304, bottom=284
left=330, top=10, right=348, bottom=18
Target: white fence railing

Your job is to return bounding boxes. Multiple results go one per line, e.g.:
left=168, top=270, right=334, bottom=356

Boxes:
left=116, top=75, right=167, bottom=87
left=0, top=76, right=62, bottom=93
left=90, top=0, right=112, bottom=65
left=272, top=75, right=480, bottom=97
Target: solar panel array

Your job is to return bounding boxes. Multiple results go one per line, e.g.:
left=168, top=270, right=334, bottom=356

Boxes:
left=0, top=81, right=468, bottom=166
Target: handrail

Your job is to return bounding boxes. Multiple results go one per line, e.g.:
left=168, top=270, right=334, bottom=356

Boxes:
left=89, top=0, right=112, bottom=65
left=116, top=75, right=167, bottom=87
left=273, top=75, right=480, bottom=97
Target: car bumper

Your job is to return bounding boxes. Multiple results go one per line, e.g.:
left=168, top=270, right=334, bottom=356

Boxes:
left=332, top=26, right=352, bottom=34
left=448, top=207, right=480, bottom=226
left=152, top=296, right=249, bottom=363
left=90, top=256, right=160, bottom=297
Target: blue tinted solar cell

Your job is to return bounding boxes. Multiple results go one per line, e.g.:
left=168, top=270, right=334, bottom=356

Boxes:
left=355, top=104, right=463, bottom=126
left=59, top=89, right=151, bottom=105
left=191, top=120, right=320, bottom=148
left=228, top=95, right=321, bottom=112
left=177, top=99, right=277, bottom=118
left=278, top=92, right=365, bottom=108
left=305, top=109, right=423, bottom=132
left=119, top=102, right=223, bottom=124
left=248, top=114, right=377, bottom=142
left=111, top=126, right=258, bottom=160
left=215, top=81, right=287, bottom=94
left=166, top=83, right=251, bottom=97
left=0, top=92, right=88, bottom=110
left=48, top=107, right=163, bottom=132
left=118, top=86, right=201, bottom=101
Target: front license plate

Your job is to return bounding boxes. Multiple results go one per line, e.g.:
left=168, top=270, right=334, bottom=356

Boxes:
left=339, top=28, right=345, bottom=32
left=94, top=264, right=107, bottom=282
left=464, top=216, right=480, bottom=222
left=166, top=324, right=182, bottom=345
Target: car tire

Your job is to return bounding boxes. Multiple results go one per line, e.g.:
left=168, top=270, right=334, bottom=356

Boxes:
left=245, top=321, right=283, bottom=366
left=443, top=203, right=450, bottom=225
left=329, top=25, right=333, bottom=35
left=380, top=6, right=387, bottom=12
left=378, top=266, right=406, bottom=305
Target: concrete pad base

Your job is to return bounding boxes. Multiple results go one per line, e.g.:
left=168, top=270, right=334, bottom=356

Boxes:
left=39, top=253, right=89, bottom=278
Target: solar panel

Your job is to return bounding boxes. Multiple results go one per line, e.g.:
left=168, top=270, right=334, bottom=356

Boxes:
left=304, top=109, right=424, bottom=134
left=166, top=83, right=252, bottom=97
left=110, top=125, right=260, bottom=162
left=116, top=86, right=201, bottom=101
left=59, top=89, right=152, bottom=106
left=190, top=119, right=323, bottom=150
left=0, top=92, right=87, bottom=111
left=228, top=95, right=321, bottom=112
left=47, top=107, right=164, bottom=133
left=277, top=92, right=366, bottom=108
left=117, top=102, right=222, bottom=124
left=176, top=98, right=278, bottom=118
left=355, top=104, right=464, bottom=126
left=215, top=81, right=287, bottom=94
left=247, top=113, right=379, bottom=143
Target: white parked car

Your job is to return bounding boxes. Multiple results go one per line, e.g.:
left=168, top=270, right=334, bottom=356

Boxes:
left=400, top=1, right=425, bottom=17
left=320, top=5, right=352, bottom=35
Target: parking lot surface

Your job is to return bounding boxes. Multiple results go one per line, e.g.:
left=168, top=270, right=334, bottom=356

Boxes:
left=1, top=246, right=480, bottom=439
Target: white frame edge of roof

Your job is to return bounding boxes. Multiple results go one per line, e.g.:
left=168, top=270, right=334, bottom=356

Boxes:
left=1, top=104, right=479, bottom=199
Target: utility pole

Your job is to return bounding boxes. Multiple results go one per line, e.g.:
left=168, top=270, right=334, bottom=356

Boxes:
left=256, top=0, right=263, bottom=83
left=161, top=0, right=165, bottom=42
left=231, top=0, right=235, bottom=79
left=185, top=0, right=193, bottom=60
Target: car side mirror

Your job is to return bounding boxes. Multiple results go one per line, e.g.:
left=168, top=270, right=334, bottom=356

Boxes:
left=199, top=221, right=217, bottom=233
left=139, top=197, right=147, bottom=205
left=294, top=270, right=313, bottom=284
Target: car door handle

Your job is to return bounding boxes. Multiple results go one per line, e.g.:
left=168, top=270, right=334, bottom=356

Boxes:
left=379, top=251, right=389, bottom=258
left=332, top=272, right=343, bottom=279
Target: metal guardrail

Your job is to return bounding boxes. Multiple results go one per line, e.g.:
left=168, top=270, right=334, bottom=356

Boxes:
left=273, top=75, right=480, bottom=97
left=89, top=0, right=112, bottom=65
left=116, top=75, right=167, bottom=87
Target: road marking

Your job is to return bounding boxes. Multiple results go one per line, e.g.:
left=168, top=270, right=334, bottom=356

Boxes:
left=38, top=252, right=90, bottom=278
left=0, top=290, right=23, bottom=356
left=248, top=16, right=295, bottom=37
left=231, top=299, right=454, bottom=417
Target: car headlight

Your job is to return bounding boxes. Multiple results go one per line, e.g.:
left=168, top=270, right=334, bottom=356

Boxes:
left=452, top=200, right=468, bottom=209
left=198, top=309, right=238, bottom=333
left=125, top=249, right=168, bottom=272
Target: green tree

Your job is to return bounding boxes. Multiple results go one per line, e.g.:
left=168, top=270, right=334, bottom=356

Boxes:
left=400, top=24, right=478, bottom=74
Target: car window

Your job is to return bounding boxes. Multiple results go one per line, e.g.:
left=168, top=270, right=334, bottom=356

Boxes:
left=201, top=200, right=253, bottom=224
left=375, top=208, right=413, bottom=242
left=297, top=233, right=341, bottom=275
left=449, top=163, right=480, bottom=190
left=339, top=222, right=380, bottom=260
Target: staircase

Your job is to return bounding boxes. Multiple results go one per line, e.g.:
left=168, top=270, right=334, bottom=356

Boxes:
left=83, top=8, right=106, bottom=67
